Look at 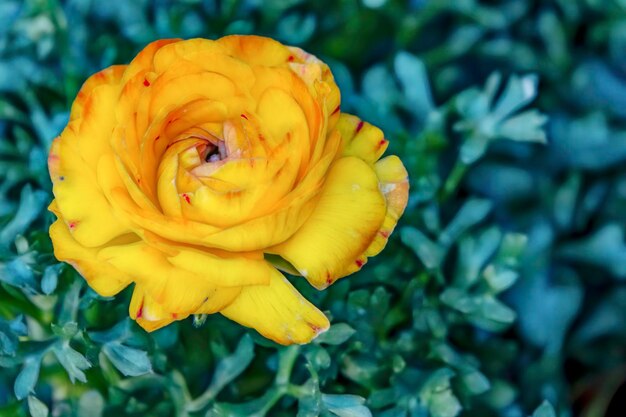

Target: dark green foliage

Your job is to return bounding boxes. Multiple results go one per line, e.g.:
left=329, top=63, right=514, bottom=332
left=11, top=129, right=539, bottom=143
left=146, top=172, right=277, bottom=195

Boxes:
left=1, top=0, right=624, bottom=416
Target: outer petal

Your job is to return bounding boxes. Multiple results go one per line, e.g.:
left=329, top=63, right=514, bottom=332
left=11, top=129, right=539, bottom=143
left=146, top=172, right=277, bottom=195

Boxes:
left=269, top=156, right=386, bottom=289
left=129, top=285, right=176, bottom=332
left=49, top=216, right=132, bottom=296
left=70, top=65, right=126, bottom=122
left=364, top=155, right=409, bottom=256
left=50, top=136, right=130, bottom=247
left=129, top=282, right=241, bottom=332
left=120, top=38, right=181, bottom=84
left=221, top=269, right=329, bottom=345
left=98, top=242, right=242, bottom=316
left=216, top=35, right=292, bottom=67
left=50, top=67, right=132, bottom=248
left=335, top=113, right=388, bottom=164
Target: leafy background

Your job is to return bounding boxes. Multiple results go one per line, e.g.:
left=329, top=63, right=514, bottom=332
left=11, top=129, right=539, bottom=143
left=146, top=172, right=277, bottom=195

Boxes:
left=1, top=0, right=625, bottom=416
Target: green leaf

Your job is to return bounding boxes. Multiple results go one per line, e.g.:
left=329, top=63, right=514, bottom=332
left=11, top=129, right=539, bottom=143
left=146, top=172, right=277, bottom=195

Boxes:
left=573, top=287, right=626, bottom=343
left=14, top=357, right=41, bottom=400
left=57, top=279, right=83, bottom=325
left=455, top=73, right=546, bottom=163
left=52, top=342, right=91, bottom=383
left=78, top=390, right=104, bottom=417
left=208, top=334, right=255, bottom=397
left=297, top=379, right=322, bottom=417
left=394, top=51, right=434, bottom=117
left=321, top=394, right=372, bottom=417
left=362, top=0, right=387, bottom=8
left=441, top=290, right=516, bottom=329
left=477, top=296, right=517, bottom=324
left=276, top=12, right=316, bottom=45
left=51, top=322, right=79, bottom=339
left=400, top=227, right=444, bottom=269
left=483, top=266, right=518, bottom=293
left=102, top=342, right=152, bottom=377
left=558, top=224, right=626, bottom=277
left=512, top=271, right=583, bottom=350
left=492, top=74, right=539, bottom=121
left=315, top=323, right=356, bottom=345
left=0, top=257, right=37, bottom=290
left=41, top=264, right=61, bottom=295
left=368, top=388, right=400, bottom=409
left=428, top=389, right=462, bottom=417
left=362, top=65, right=399, bottom=111
left=496, top=233, right=528, bottom=268
left=439, top=199, right=493, bottom=248
left=264, top=254, right=301, bottom=276
left=27, top=396, right=48, bottom=417
left=530, top=401, right=556, bottom=417
left=456, top=227, right=502, bottom=287
left=0, top=316, right=26, bottom=356
left=497, top=109, right=547, bottom=142
left=0, top=185, right=48, bottom=246
left=553, top=173, right=581, bottom=229
left=460, top=135, right=490, bottom=165
left=419, top=368, right=461, bottom=417
left=459, top=370, right=491, bottom=395
left=311, top=346, right=332, bottom=370
left=550, top=113, right=626, bottom=169
left=88, top=320, right=131, bottom=344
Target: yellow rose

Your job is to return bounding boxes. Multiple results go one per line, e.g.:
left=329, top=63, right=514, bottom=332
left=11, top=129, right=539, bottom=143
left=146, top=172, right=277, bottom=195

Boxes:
left=48, top=36, right=409, bottom=345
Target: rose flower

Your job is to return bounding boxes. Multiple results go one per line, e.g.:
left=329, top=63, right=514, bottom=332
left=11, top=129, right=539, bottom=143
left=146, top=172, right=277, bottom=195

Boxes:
left=48, top=36, right=408, bottom=345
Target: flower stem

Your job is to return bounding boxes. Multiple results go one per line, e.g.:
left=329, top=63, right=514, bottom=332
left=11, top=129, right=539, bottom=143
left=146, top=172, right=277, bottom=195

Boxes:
left=440, top=160, right=468, bottom=202
left=186, top=345, right=301, bottom=414
left=276, top=345, right=300, bottom=387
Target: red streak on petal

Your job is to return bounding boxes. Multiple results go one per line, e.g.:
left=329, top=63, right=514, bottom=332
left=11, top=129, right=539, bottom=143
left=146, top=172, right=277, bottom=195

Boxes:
left=307, top=322, right=323, bottom=333
left=355, top=259, right=364, bottom=268
left=68, top=221, right=78, bottom=230
left=143, top=79, right=150, bottom=87
left=356, top=121, right=364, bottom=133
left=288, top=55, right=295, bottom=62
left=326, top=272, right=332, bottom=285
left=172, top=313, right=178, bottom=319
left=377, top=139, right=388, bottom=148
left=241, top=113, right=248, bottom=120
left=155, top=135, right=160, bottom=141
left=136, top=302, right=144, bottom=319
left=182, top=193, right=191, bottom=204
left=379, top=230, right=390, bottom=238
left=331, top=105, right=340, bottom=115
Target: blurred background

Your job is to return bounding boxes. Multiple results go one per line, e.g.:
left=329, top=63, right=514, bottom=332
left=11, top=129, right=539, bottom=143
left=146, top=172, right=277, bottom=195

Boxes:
left=2, top=0, right=626, bottom=416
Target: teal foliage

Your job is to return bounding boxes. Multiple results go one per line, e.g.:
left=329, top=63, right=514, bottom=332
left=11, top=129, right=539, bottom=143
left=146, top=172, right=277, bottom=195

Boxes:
left=0, top=0, right=624, bottom=416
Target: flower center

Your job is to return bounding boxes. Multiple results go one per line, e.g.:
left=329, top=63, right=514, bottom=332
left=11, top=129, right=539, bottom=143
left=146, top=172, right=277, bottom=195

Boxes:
left=204, top=141, right=228, bottom=162
left=197, top=138, right=228, bottom=162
